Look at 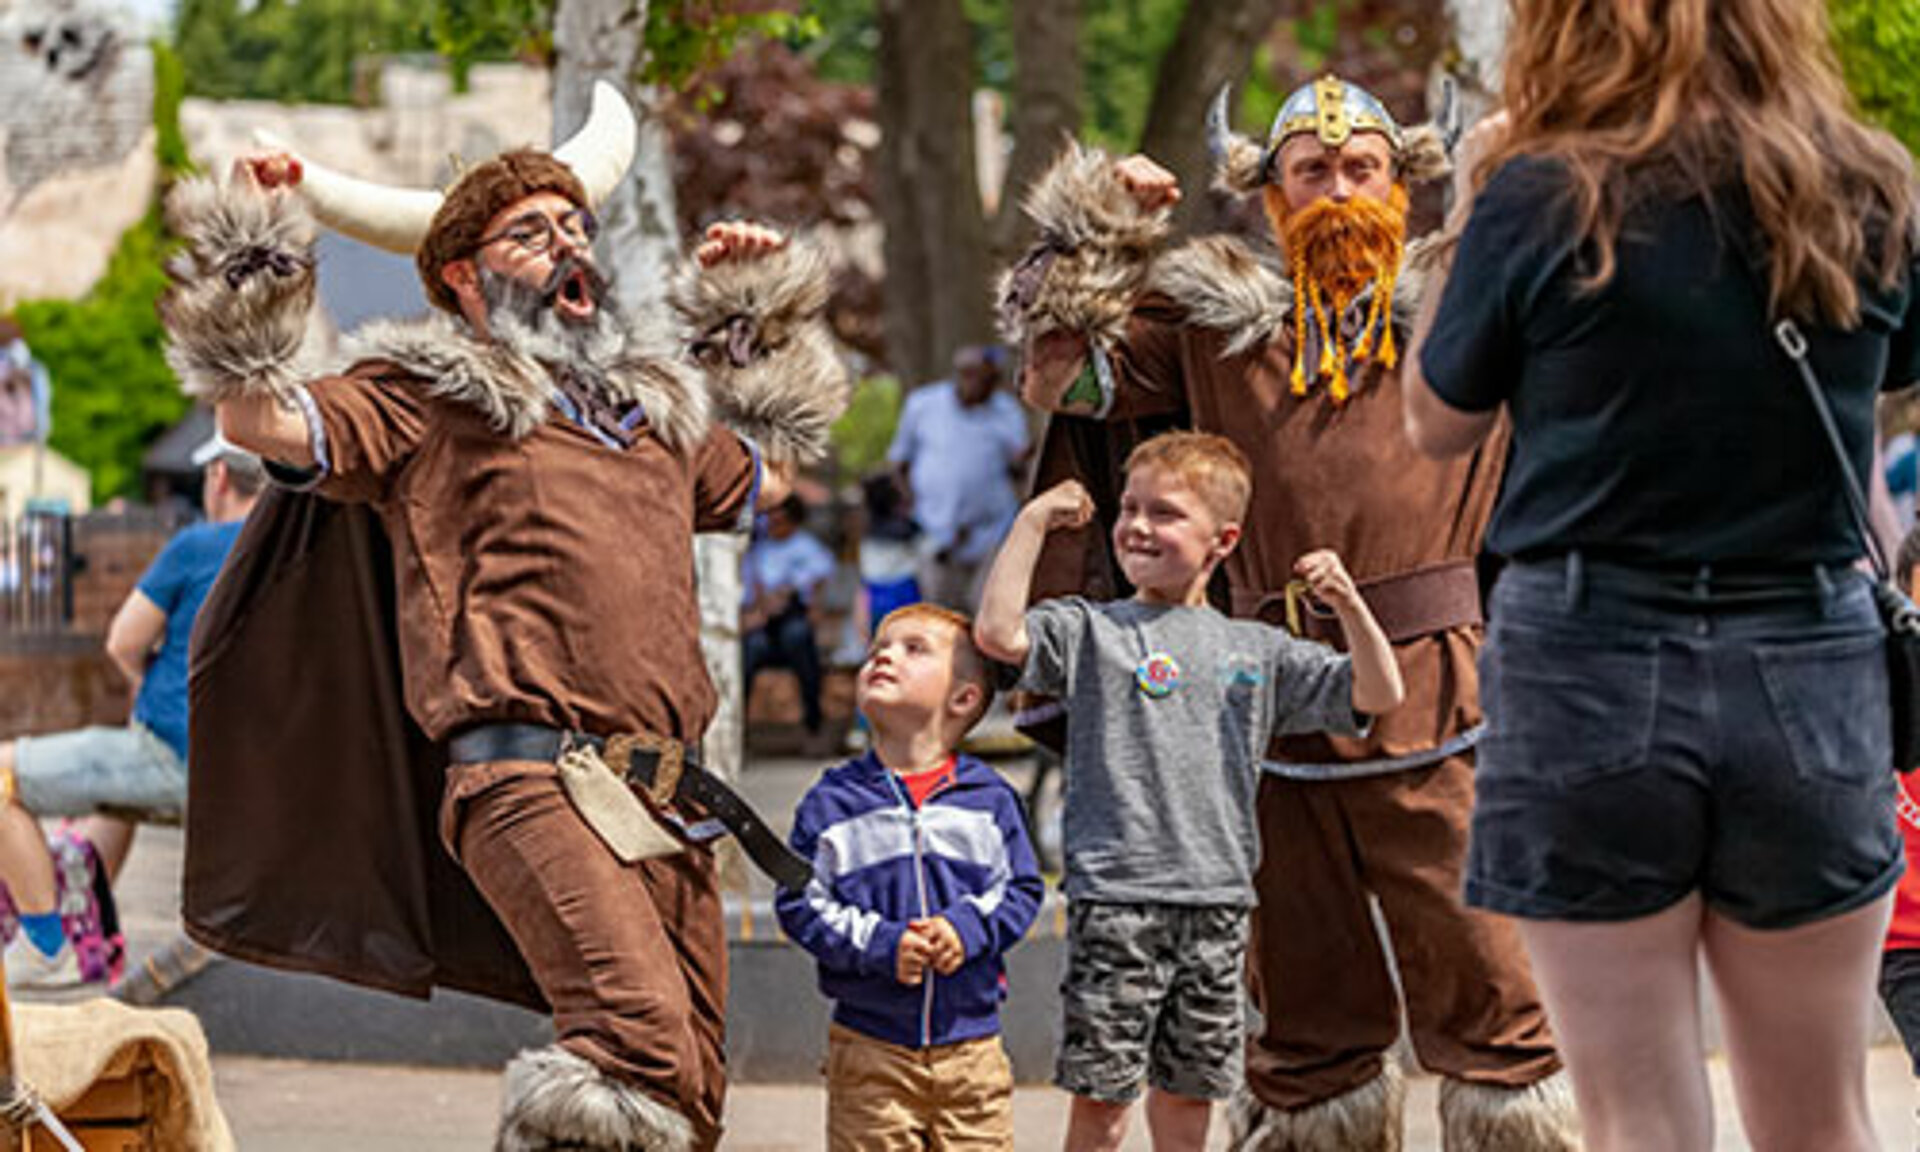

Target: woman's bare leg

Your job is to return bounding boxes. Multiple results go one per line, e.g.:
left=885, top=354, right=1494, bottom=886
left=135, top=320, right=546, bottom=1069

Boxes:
left=1516, top=894, right=1713, bottom=1152
left=1704, top=894, right=1890, bottom=1152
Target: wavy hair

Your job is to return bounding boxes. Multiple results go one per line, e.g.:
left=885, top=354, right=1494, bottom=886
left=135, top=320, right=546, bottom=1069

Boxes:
left=1472, top=0, right=1915, bottom=326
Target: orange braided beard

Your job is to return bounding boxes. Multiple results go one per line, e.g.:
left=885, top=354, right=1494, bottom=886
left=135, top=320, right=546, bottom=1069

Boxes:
left=1264, top=184, right=1410, bottom=402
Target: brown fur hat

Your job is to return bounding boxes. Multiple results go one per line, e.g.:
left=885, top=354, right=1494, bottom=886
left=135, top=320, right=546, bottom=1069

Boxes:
left=415, top=149, right=588, bottom=314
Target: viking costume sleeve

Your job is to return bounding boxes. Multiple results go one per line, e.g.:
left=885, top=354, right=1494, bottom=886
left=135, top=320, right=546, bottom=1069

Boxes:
left=167, top=129, right=848, bottom=1007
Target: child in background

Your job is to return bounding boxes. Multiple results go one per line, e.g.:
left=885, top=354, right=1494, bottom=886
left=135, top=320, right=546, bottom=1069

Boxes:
left=1881, top=524, right=1920, bottom=1137
left=778, top=603, right=1043, bottom=1151
left=974, top=430, right=1403, bottom=1152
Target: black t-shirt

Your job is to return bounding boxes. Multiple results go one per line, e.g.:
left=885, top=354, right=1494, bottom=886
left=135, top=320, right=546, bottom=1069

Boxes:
left=1421, top=156, right=1920, bottom=567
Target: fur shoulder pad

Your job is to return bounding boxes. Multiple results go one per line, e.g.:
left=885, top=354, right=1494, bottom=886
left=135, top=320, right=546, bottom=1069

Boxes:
left=1147, top=236, right=1293, bottom=356
left=344, top=311, right=711, bottom=451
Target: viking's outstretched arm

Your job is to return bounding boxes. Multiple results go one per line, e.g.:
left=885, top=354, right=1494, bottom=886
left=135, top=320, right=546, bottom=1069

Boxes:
left=160, top=174, right=321, bottom=466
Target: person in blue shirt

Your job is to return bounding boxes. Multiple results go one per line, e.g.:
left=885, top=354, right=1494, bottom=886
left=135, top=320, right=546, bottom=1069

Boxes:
left=0, top=435, right=260, bottom=989
left=743, top=494, right=839, bottom=743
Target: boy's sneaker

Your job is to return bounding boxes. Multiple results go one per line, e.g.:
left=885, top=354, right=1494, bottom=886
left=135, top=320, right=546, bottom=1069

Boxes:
left=3, top=931, right=84, bottom=990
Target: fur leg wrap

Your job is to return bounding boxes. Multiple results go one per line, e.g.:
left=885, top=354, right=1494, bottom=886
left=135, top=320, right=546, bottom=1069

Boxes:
left=1227, top=1061, right=1405, bottom=1152
left=995, top=140, right=1172, bottom=348
left=1438, top=1071, right=1581, bottom=1152
left=496, top=1045, right=696, bottom=1152
left=671, top=241, right=849, bottom=466
left=160, top=177, right=319, bottom=404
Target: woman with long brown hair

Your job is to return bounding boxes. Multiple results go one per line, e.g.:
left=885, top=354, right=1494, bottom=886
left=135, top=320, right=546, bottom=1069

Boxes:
left=1405, top=1, right=1919, bottom=1148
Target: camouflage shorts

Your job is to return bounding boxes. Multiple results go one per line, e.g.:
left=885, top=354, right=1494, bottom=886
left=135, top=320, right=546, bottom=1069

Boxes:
left=1055, top=901, right=1250, bottom=1103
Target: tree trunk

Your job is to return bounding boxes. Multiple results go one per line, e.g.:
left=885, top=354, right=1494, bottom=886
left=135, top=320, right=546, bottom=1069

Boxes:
left=989, top=0, right=1082, bottom=261
left=551, top=0, right=747, bottom=881
left=875, top=0, right=992, bottom=387
left=1137, top=0, right=1279, bottom=235
left=1443, top=0, right=1509, bottom=127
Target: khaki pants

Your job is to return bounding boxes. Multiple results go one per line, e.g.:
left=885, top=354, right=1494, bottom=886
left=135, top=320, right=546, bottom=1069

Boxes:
left=826, top=1023, right=1014, bottom=1151
left=446, top=765, right=729, bottom=1149
left=1245, top=755, right=1562, bottom=1110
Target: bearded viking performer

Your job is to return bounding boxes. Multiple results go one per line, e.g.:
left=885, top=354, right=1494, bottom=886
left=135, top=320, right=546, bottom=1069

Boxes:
left=158, top=84, right=847, bottom=1151
left=999, top=76, right=1579, bottom=1150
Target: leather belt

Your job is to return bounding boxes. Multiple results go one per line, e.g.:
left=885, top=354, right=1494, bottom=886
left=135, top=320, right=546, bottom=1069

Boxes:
left=1232, top=559, right=1484, bottom=646
left=448, top=723, right=813, bottom=892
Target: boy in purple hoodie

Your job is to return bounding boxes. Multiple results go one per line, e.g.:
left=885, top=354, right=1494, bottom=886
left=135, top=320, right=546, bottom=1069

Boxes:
left=778, top=603, right=1044, bottom=1150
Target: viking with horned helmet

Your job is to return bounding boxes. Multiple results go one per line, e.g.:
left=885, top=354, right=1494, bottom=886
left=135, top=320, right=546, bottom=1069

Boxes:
left=999, top=76, right=1578, bottom=1150
left=159, top=84, right=848, bottom=1151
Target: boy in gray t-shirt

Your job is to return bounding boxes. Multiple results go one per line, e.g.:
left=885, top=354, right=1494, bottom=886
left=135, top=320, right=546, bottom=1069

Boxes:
left=976, top=431, right=1403, bottom=1151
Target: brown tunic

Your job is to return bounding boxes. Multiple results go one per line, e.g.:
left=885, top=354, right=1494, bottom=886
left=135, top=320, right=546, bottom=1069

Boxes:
left=309, top=361, right=756, bottom=744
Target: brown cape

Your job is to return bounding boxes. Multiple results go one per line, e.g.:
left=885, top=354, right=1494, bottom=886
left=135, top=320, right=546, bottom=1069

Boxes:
left=183, top=486, right=544, bottom=1011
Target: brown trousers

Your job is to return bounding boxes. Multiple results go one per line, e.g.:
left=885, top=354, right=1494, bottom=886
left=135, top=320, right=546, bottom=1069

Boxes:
left=826, top=1023, right=1014, bottom=1151
left=446, top=765, right=729, bottom=1148
left=1245, top=755, right=1561, bottom=1110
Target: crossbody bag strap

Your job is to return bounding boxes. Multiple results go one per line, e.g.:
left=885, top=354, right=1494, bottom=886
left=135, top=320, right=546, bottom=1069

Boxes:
left=1772, top=318, right=1891, bottom=582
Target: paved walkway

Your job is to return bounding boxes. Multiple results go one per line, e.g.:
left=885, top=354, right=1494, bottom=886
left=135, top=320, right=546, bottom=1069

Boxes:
left=21, top=729, right=1920, bottom=1148
left=212, top=1049, right=1915, bottom=1150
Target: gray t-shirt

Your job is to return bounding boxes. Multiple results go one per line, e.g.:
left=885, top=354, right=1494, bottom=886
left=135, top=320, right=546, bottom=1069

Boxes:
left=1020, top=597, right=1363, bottom=906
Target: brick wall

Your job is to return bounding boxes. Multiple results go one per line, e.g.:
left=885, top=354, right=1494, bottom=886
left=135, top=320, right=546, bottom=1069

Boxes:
left=0, top=635, right=128, bottom=739
left=0, top=514, right=168, bottom=739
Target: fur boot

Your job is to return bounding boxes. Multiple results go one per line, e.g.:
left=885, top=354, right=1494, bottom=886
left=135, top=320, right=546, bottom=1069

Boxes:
left=1227, top=1062, right=1405, bottom=1152
left=1438, top=1071, right=1581, bottom=1152
left=496, top=1045, right=696, bottom=1152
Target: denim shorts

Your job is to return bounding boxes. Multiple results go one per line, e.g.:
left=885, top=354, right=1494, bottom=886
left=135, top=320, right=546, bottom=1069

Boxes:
left=1467, top=554, right=1903, bottom=929
left=13, top=723, right=187, bottom=816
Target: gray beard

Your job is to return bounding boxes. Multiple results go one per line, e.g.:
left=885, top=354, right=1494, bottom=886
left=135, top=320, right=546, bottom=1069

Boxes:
left=477, top=263, right=626, bottom=388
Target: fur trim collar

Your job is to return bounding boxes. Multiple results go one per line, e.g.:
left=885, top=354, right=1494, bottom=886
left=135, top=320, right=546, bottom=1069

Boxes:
left=1147, top=233, right=1429, bottom=357
left=344, top=310, right=711, bottom=450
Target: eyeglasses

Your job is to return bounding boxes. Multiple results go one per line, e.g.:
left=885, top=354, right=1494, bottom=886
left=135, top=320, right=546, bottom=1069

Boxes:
left=475, top=207, right=599, bottom=256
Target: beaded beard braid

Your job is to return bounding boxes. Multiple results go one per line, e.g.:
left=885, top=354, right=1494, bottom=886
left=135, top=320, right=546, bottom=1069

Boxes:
left=1262, top=182, right=1410, bottom=404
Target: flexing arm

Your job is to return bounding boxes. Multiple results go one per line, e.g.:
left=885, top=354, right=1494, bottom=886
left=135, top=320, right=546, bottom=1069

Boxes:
left=974, top=480, right=1094, bottom=665
left=1294, top=550, right=1405, bottom=716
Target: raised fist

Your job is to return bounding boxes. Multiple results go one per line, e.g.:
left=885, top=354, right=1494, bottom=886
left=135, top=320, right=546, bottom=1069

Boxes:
left=1114, top=154, right=1180, bottom=213
left=695, top=220, right=788, bottom=268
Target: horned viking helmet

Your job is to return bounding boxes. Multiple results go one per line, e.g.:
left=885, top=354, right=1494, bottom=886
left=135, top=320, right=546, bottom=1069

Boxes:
left=1207, top=73, right=1459, bottom=195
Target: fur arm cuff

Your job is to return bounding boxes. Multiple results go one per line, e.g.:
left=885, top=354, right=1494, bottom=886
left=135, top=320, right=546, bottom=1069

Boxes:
left=160, top=178, right=319, bottom=405
left=672, top=241, right=850, bottom=466
left=996, top=141, right=1173, bottom=348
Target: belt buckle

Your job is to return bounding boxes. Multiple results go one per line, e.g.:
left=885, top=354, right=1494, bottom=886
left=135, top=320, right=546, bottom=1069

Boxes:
left=607, top=731, right=684, bottom=809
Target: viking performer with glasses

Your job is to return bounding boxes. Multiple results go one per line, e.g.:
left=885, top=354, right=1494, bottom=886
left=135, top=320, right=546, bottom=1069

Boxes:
left=998, top=76, right=1578, bottom=1150
left=158, top=84, right=848, bottom=1151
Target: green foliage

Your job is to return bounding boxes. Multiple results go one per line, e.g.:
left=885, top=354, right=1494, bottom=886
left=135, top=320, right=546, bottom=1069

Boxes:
left=1079, top=0, right=1187, bottom=151
left=1832, top=0, right=1920, bottom=154
left=830, top=374, right=901, bottom=477
left=16, top=215, right=187, bottom=502
left=644, top=2, right=820, bottom=98
left=13, top=44, right=192, bottom=501
left=174, top=0, right=459, bottom=104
